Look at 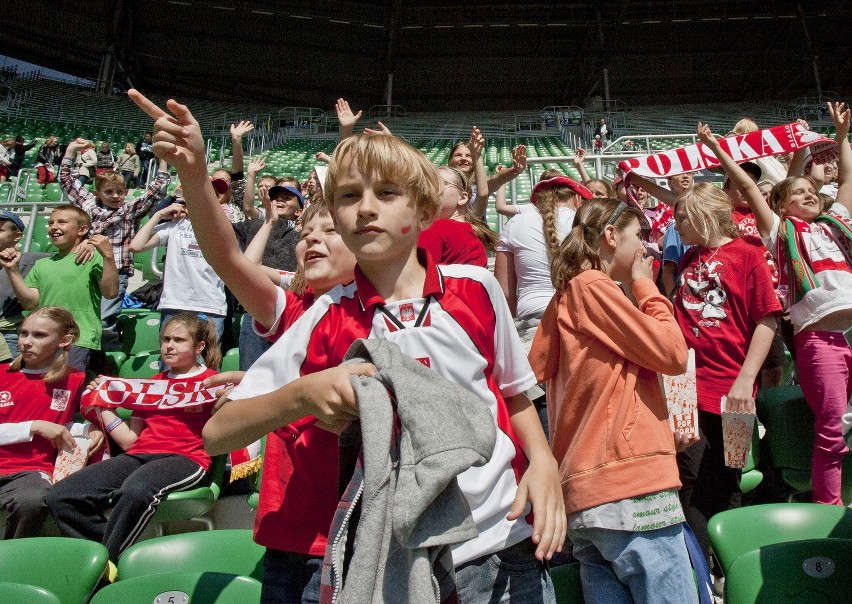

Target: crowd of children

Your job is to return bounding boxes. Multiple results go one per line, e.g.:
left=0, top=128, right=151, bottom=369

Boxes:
left=0, top=92, right=850, bottom=604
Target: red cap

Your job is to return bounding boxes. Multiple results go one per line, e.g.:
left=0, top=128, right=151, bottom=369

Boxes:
left=531, top=176, right=594, bottom=204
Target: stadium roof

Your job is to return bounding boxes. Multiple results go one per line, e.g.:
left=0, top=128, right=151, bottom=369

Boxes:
left=4, top=0, right=850, bottom=111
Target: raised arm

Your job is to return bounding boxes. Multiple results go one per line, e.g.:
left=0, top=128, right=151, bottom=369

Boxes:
left=572, top=148, right=592, bottom=183
left=335, top=98, right=362, bottom=140
left=697, top=122, right=773, bottom=236
left=128, top=90, right=280, bottom=329
left=468, top=126, right=490, bottom=218
left=829, top=101, right=852, bottom=215
left=0, top=248, right=39, bottom=310
left=242, top=156, right=266, bottom=220
left=493, top=164, right=520, bottom=217
left=229, top=120, right=254, bottom=176
left=629, top=173, right=677, bottom=206
left=487, top=144, right=527, bottom=192
left=129, top=205, right=175, bottom=253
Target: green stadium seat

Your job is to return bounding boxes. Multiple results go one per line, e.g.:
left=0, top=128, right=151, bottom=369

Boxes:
left=0, top=537, right=108, bottom=604
left=89, top=572, right=262, bottom=604
left=222, top=347, right=240, bottom=372
left=118, top=352, right=162, bottom=378
left=117, top=530, right=264, bottom=582
left=104, top=351, right=128, bottom=375
left=724, top=538, right=852, bottom=604
left=0, top=582, right=60, bottom=603
left=707, top=503, right=852, bottom=576
left=739, top=423, right=763, bottom=494
left=148, top=454, right=228, bottom=529
left=117, top=312, right=161, bottom=356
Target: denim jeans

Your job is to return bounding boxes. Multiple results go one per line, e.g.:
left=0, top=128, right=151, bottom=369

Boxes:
left=3, top=332, right=19, bottom=359
left=261, top=548, right=322, bottom=604
left=102, top=273, right=130, bottom=331
left=455, top=537, right=555, bottom=604
left=569, top=524, right=698, bottom=604
left=239, top=313, right=271, bottom=371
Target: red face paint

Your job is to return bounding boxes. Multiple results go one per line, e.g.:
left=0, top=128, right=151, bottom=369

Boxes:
left=401, top=225, right=412, bottom=235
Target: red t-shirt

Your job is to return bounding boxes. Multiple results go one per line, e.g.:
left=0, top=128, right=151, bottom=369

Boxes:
left=731, top=208, right=780, bottom=288
left=0, top=366, right=85, bottom=475
left=127, top=368, right=217, bottom=471
left=675, top=238, right=782, bottom=414
left=418, top=219, right=488, bottom=268
left=644, top=203, right=674, bottom=243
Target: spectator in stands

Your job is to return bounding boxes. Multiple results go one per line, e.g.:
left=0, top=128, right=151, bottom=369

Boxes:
left=75, top=141, right=97, bottom=186
left=0, top=307, right=95, bottom=539
left=211, top=120, right=254, bottom=224
left=60, top=138, right=170, bottom=341
left=115, top=143, right=140, bottom=188
left=35, top=136, right=60, bottom=185
left=710, top=104, right=852, bottom=506
left=727, top=118, right=787, bottom=184
left=594, top=116, right=613, bottom=141
left=448, top=127, right=490, bottom=216
left=0, top=138, right=13, bottom=182
left=95, top=142, right=115, bottom=175
left=130, top=200, right=227, bottom=345
left=232, top=182, right=303, bottom=370
left=593, top=135, right=603, bottom=155
left=10, top=136, right=36, bottom=178
left=672, top=182, right=781, bottom=576
left=0, top=205, right=120, bottom=372
left=47, top=312, right=221, bottom=562
left=418, top=166, right=494, bottom=267
left=529, top=197, right=696, bottom=604
left=573, top=148, right=613, bottom=198
left=0, top=210, right=49, bottom=359
left=136, top=131, right=155, bottom=185
left=241, top=156, right=275, bottom=220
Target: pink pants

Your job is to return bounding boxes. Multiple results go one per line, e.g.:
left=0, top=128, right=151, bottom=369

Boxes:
left=795, top=330, right=852, bottom=505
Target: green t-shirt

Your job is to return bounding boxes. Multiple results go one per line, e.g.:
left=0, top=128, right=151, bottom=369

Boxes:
left=24, top=252, right=104, bottom=349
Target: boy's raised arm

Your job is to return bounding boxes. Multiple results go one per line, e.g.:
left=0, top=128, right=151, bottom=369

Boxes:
left=229, top=120, right=254, bottom=176
left=0, top=248, right=39, bottom=310
left=829, top=102, right=852, bottom=215
left=242, top=156, right=265, bottom=220
left=128, top=90, right=280, bottom=329
left=697, top=122, right=773, bottom=236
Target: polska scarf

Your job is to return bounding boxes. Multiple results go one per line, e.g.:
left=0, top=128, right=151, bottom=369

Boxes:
left=618, top=122, right=837, bottom=183
left=82, top=376, right=220, bottom=411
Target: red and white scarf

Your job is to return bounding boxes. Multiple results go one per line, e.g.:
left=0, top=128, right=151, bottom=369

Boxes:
left=82, top=377, right=221, bottom=411
left=618, top=122, right=837, bottom=183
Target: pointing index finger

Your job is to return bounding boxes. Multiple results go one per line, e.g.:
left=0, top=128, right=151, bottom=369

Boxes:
left=128, top=89, right=167, bottom=120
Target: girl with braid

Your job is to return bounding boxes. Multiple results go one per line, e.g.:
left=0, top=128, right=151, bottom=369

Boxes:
left=495, top=174, right=594, bottom=434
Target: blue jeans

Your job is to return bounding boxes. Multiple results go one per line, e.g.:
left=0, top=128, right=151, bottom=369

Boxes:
left=102, top=273, right=130, bottom=330
left=3, top=332, right=19, bottom=359
left=455, top=537, right=555, bottom=604
left=570, top=524, right=698, bottom=604
left=261, top=548, right=322, bottom=604
left=239, top=313, right=271, bottom=371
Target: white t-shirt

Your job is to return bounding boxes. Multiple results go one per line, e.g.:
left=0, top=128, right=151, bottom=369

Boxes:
left=153, top=218, right=227, bottom=315
left=496, top=205, right=575, bottom=319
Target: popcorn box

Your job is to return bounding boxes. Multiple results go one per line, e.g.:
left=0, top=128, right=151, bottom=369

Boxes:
left=720, top=396, right=756, bottom=469
left=662, top=349, right=698, bottom=439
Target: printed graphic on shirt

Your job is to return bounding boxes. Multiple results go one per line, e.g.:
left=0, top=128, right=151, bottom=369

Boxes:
left=0, top=390, right=13, bottom=408
left=50, top=389, right=71, bottom=412
left=679, top=258, right=729, bottom=327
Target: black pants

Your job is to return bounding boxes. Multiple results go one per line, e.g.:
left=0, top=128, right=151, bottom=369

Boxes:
left=0, top=471, right=52, bottom=539
left=676, top=410, right=742, bottom=571
left=46, top=453, right=207, bottom=560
